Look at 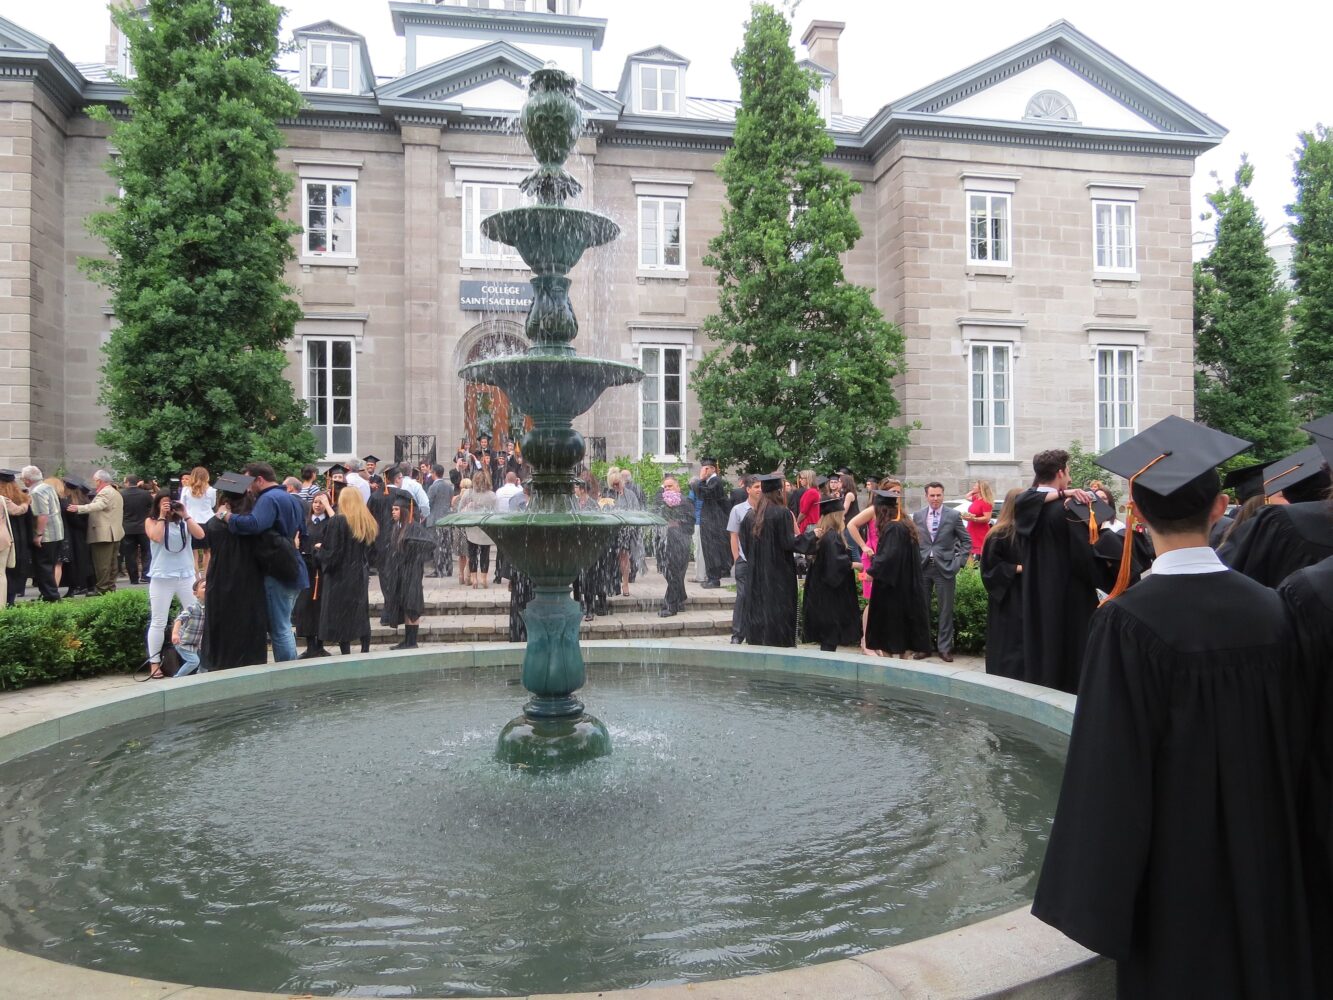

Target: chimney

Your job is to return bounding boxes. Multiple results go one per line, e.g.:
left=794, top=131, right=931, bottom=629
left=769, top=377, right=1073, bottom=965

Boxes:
left=800, top=19, right=845, bottom=114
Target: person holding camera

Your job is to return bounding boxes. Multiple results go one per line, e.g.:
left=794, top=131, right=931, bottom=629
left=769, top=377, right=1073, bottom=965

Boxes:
left=143, top=492, right=204, bottom=679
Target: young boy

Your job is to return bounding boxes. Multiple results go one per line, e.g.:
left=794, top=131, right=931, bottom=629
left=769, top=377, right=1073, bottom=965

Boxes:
left=170, top=577, right=207, bottom=676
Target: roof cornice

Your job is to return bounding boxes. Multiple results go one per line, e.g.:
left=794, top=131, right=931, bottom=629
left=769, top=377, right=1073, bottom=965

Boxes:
left=388, top=1, right=606, bottom=48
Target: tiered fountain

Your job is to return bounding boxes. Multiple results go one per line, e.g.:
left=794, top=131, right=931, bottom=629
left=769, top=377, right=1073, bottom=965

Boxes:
left=441, top=66, right=663, bottom=769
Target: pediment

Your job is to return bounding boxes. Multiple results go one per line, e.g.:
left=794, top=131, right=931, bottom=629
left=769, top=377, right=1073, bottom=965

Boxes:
left=894, top=21, right=1224, bottom=138
left=0, top=14, right=52, bottom=52
left=292, top=20, right=365, bottom=40
left=626, top=45, right=690, bottom=67
left=378, top=40, right=620, bottom=116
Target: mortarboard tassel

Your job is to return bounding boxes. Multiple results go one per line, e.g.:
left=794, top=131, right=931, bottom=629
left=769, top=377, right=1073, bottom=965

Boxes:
left=1261, top=465, right=1300, bottom=505
left=1102, top=452, right=1169, bottom=606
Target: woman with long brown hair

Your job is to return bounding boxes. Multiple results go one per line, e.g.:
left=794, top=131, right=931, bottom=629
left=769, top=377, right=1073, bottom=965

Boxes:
left=317, top=484, right=378, bottom=655
left=737, top=474, right=816, bottom=646
left=980, top=487, right=1025, bottom=678
left=852, top=490, right=929, bottom=657
left=800, top=497, right=862, bottom=651
left=181, top=467, right=216, bottom=577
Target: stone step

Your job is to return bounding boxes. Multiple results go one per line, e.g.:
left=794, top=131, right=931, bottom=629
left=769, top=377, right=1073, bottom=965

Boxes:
left=362, top=607, right=735, bottom=645
left=367, top=591, right=736, bottom=616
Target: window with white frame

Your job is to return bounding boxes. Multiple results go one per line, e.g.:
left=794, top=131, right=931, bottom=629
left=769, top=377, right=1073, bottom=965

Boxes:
left=639, top=345, right=685, bottom=460
left=305, top=337, right=356, bottom=457
left=302, top=180, right=356, bottom=258
left=969, top=342, right=1013, bottom=457
left=462, top=183, right=523, bottom=261
left=1093, top=201, right=1136, bottom=272
left=967, top=192, right=1011, bottom=265
left=638, top=64, right=679, bottom=114
left=304, top=40, right=354, bottom=93
left=1095, top=347, right=1137, bottom=451
left=639, top=197, right=684, bottom=269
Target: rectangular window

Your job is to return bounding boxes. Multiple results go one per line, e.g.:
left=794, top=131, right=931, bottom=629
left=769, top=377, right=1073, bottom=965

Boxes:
left=462, top=182, right=522, bottom=261
left=1093, top=201, right=1136, bottom=271
left=1096, top=347, right=1137, bottom=451
left=638, top=197, right=684, bottom=269
left=639, top=345, right=685, bottom=460
left=305, top=337, right=356, bottom=457
left=306, top=40, right=352, bottom=92
left=303, top=180, right=356, bottom=257
left=638, top=65, right=679, bottom=114
left=967, top=192, right=1011, bottom=265
left=969, top=342, right=1012, bottom=457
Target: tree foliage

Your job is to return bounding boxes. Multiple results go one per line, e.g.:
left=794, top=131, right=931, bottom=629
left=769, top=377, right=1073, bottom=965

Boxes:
left=692, top=2, right=910, bottom=475
left=1288, top=125, right=1333, bottom=422
left=1193, top=159, right=1301, bottom=461
left=84, top=0, right=316, bottom=481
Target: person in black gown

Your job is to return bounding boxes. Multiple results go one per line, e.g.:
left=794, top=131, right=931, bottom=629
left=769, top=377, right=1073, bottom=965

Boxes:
left=1033, top=416, right=1316, bottom=1000
left=1012, top=449, right=1099, bottom=693
left=695, top=457, right=732, bottom=587
left=979, top=488, right=1024, bottom=678
left=799, top=496, right=862, bottom=651
left=1222, top=426, right=1333, bottom=586
left=294, top=491, right=332, bottom=658
left=317, top=483, right=377, bottom=655
left=854, top=490, right=929, bottom=657
left=738, top=473, right=815, bottom=647
left=60, top=477, right=96, bottom=597
left=380, top=490, right=436, bottom=650
left=200, top=474, right=270, bottom=670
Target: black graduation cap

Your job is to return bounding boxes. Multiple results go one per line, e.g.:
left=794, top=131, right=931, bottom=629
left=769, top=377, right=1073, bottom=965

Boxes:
left=700, top=456, right=719, bottom=467
left=1262, top=444, right=1329, bottom=499
left=388, top=487, right=415, bottom=505
left=63, top=475, right=90, bottom=493
left=814, top=475, right=829, bottom=488
left=214, top=472, right=255, bottom=495
left=1221, top=462, right=1267, bottom=503
left=1094, top=415, right=1250, bottom=522
left=756, top=472, right=784, bottom=493
left=817, top=496, right=843, bottom=516
left=0, top=468, right=17, bottom=483
left=362, top=454, right=380, bottom=464
left=872, top=489, right=902, bottom=506
left=1302, top=414, right=1333, bottom=466
left=837, top=467, right=852, bottom=476
left=1063, top=496, right=1116, bottom=526
left=326, top=463, right=348, bottom=477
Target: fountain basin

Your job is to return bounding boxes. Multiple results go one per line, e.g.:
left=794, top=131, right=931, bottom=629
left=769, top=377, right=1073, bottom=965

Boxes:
left=460, top=354, right=645, bottom=420
left=0, top=644, right=1110, bottom=999
left=442, top=510, right=663, bottom=582
left=480, top=205, right=619, bottom=275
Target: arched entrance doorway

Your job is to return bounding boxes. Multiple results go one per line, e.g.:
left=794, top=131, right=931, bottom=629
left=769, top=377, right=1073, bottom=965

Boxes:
left=459, top=322, right=528, bottom=448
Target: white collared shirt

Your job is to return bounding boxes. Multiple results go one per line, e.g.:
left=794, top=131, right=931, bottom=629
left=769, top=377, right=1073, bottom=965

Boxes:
left=1150, top=545, right=1228, bottom=576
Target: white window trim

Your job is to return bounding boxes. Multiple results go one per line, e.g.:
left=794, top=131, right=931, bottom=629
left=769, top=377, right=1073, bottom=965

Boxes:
left=1092, top=199, right=1138, bottom=275
left=302, top=38, right=358, bottom=94
left=301, top=334, right=358, bottom=461
left=966, top=339, right=1015, bottom=461
left=1093, top=345, right=1139, bottom=452
left=635, top=63, right=682, bottom=116
left=299, top=179, right=358, bottom=266
left=637, top=343, right=688, bottom=463
left=459, top=181, right=526, bottom=268
left=296, top=160, right=362, bottom=268
left=638, top=196, right=686, bottom=272
left=965, top=190, right=1012, bottom=267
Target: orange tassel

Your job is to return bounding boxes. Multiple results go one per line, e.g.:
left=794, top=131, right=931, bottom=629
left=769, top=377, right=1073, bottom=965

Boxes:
left=311, top=570, right=320, bottom=601
left=1261, top=464, right=1299, bottom=505
left=1101, top=452, right=1169, bottom=606
left=1087, top=507, right=1099, bottom=544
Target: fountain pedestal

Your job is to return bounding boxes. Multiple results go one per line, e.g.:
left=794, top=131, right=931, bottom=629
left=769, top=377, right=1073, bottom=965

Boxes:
left=439, top=66, right=664, bottom=768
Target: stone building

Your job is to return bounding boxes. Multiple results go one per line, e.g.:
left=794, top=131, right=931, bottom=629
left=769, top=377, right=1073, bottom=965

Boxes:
left=0, top=1, right=1224, bottom=489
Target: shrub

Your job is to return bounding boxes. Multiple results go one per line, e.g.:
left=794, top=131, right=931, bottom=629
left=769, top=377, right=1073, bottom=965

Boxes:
left=925, top=561, right=988, bottom=656
left=0, top=590, right=153, bottom=691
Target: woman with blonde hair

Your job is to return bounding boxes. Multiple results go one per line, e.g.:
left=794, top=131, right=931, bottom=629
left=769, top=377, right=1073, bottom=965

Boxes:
left=317, top=485, right=378, bottom=655
left=454, top=477, right=472, bottom=586
left=963, top=478, right=995, bottom=557
left=980, top=487, right=1025, bottom=679
left=800, top=496, right=863, bottom=651
left=181, top=467, right=216, bottom=576
left=457, top=468, right=497, bottom=589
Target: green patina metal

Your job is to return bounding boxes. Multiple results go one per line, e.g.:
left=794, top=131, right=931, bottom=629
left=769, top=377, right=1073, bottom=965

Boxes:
left=440, top=66, right=664, bottom=767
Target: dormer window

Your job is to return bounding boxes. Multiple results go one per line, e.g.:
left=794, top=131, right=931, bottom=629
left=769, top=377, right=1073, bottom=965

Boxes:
left=637, top=65, right=679, bottom=115
left=304, top=39, right=355, bottom=93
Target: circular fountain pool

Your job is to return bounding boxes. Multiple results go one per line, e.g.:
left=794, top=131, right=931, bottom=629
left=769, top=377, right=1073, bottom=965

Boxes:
left=0, top=652, right=1067, bottom=998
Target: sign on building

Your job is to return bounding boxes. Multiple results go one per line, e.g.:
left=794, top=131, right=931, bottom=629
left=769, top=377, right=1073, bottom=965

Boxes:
left=459, top=279, right=534, bottom=312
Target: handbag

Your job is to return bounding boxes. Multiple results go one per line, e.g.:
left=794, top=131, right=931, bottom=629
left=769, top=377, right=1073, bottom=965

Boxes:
left=255, top=529, right=303, bottom=583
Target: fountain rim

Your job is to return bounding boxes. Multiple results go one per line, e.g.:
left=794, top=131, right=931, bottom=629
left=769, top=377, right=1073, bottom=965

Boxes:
left=0, top=642, right=1105, bottom=1000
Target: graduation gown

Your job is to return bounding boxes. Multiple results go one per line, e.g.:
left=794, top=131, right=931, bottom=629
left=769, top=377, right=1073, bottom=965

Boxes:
left=800, top=530, right=862, bottom=649
left=61, top=507, right=95, bottom=593
left=1220, top=501, right=1333, bottom=588
left=317, top=516, right=373, bottom=643
left=863, top=520, right=930, bottom=654
left=381, top=523, right=435, bottom=626
left=293, top=515, right=327, bottom=638
left=739, top=503, right=815, bottom=646
left=200, top=518, right=269, bottom=670
left=4, top=504, right=33, bottom=602
left=1032, top=571, right=1315, bottom=1000
left=696, top=474, right=733, bottom=580
left=1014, top=489, right=1098, bottom=693
left=366, top=491, right=396, bottom=571
left=979, top=530, right=1024, bottom=679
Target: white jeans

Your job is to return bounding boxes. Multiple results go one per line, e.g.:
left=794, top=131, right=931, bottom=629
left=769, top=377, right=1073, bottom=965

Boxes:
left=147, top=575, right=197, bottom=663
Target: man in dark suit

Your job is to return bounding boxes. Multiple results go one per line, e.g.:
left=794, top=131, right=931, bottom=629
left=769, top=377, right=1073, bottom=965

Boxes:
left=912, top=481, right=971, bottom=662
left=119, top=474, right=154, bottom=584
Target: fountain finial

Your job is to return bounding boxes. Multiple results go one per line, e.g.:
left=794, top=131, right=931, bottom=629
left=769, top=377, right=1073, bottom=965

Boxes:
left=518, top=66, right=584, bottom=205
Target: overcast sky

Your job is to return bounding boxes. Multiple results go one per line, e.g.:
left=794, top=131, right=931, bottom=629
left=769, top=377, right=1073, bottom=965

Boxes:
left=7, top=0, right=1328, bottom=242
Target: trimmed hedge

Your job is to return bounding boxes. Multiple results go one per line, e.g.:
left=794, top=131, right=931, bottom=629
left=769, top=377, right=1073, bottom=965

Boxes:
left=930, top=561, right=987, bottom=655
left=0, top=590, right=152, bottom=691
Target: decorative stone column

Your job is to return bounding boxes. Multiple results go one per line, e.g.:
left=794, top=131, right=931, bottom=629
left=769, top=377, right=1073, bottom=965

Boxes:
left=399, top=120, right=445, bottom=440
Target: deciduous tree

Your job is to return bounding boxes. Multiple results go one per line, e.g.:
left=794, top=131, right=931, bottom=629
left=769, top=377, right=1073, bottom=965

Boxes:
left=1288, top=125, right=1333, bottom=422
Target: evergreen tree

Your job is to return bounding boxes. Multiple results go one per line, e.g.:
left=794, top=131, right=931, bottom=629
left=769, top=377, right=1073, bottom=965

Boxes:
left=1288, top=125, right=1333, bottom=422
left=1193, top=159, right=1301, bottom=460
left=84, top=0, right=316, bottom=481
left=692, top=2, right=910, bottom=475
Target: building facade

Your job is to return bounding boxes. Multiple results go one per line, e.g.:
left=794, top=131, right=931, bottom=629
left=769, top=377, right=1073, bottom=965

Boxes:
left=0, top=1, right=1224, bottom=489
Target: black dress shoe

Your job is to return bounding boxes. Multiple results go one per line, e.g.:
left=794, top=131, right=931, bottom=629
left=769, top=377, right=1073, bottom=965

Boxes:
left=658, top=607, right=677, bottom=617
left=700, top=579, right=721, bottom=589
left=940, top=652, right=954, bottom=663
left=912, top=651, right=930, bottom=660
left=730, top=635, right=743, bottom=644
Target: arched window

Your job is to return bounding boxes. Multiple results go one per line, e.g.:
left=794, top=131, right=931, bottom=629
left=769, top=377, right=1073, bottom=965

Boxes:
left=1024, top=90, right=1077, bottom=122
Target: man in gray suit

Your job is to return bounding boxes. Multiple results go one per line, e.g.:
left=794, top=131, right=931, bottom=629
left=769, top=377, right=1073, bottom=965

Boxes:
left=912, top=482, right=971, bottom=662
